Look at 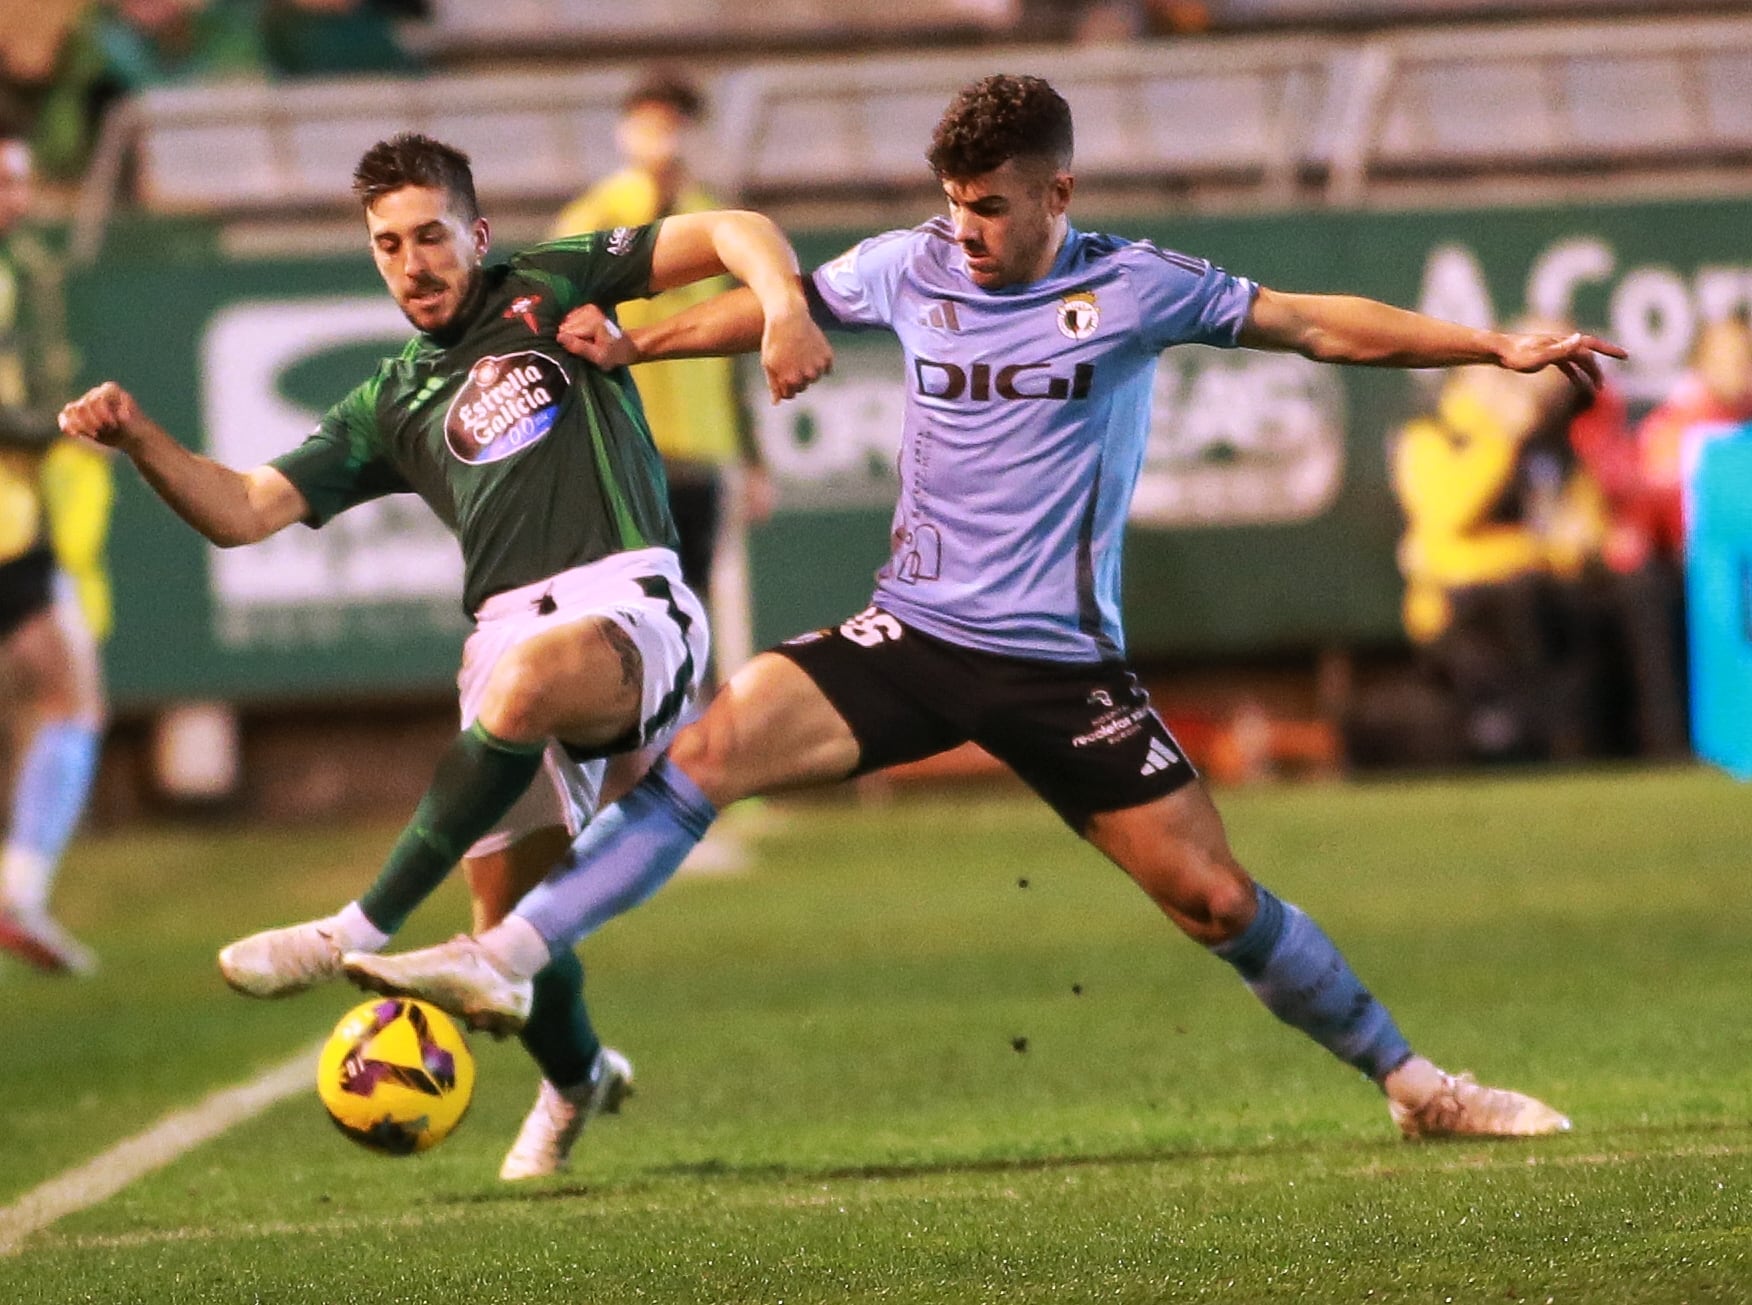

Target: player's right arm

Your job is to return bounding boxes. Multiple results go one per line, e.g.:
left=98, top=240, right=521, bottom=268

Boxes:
left=560, top=286, right=766, bottom=368
left=558, top=226, right=920, bottom=390
left=58, top=382, right=308, bottom=547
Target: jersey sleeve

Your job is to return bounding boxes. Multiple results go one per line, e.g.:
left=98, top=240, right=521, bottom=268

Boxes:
left=1128, top=243, right=1258, bottom=352
left=516, top=223, right=662, bottom=312
left=269, top=375, right=410, bottom=527
left=806, top=228, right=917, bottom=332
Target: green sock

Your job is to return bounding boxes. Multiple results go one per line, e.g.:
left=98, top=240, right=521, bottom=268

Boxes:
left=519, top=947, right=602, bottom=1090
left=357, top=722, right=545, bottom=934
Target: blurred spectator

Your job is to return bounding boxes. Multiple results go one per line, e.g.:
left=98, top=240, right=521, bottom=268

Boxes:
left=551, top=68, right=775, bottom=875
left=1586, top=315, right=1752, bottom=757
left=0, top=118, right=111, bottom=974
left=0, top=2, right=86, bottom=115
left=1632, top=315, right=1752, bottom=565
left=1381, top=354, right=1614, bottom=764
left=550, top=69, right=774, bottom=667
left=1019, top=0, right=1210, bottom=40
left=262, top=0, right=427, bottom=79
left=32, top=0, right=267, bottom=180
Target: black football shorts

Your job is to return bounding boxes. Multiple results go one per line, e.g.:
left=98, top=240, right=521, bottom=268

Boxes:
left=773, top=606, right=1198, bottom=830
left=0, top=546, right=55, bottom=643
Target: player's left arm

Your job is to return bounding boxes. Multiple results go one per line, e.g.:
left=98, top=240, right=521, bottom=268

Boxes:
left=648, top=212, right=833, bottom=401
left=1239, top=287, right=1627, bottom=396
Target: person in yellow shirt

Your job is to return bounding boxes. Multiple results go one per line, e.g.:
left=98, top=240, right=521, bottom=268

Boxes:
left=551, top=70, right=773, bottom=662
left=1390, top=351, right=1610, bottom=762
left=0, top=120, right=109, bottom=975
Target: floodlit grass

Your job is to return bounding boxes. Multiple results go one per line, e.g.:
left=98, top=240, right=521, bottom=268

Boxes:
left=1, top=767, right=1748, bottom=1302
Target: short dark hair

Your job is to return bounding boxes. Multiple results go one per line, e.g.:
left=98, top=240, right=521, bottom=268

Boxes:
left=926, top=74, right=1073, bottom=181
left=622, top=68, right=706, bottom=122
left=352, top=133, right=479, bottom=221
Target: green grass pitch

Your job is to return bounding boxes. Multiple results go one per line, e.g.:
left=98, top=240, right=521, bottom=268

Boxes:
left=1, top=766, right=1748, bottom=1303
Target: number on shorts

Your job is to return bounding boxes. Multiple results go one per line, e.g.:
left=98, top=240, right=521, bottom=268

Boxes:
left=838, top=608, right=903, bottom=648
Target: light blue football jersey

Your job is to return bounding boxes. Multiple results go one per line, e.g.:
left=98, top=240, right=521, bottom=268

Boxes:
left=809, top=218, right=1258, bottom=663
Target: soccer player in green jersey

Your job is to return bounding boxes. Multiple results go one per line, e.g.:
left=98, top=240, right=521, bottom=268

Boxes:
left=58, top=132, right=833, bottom=1178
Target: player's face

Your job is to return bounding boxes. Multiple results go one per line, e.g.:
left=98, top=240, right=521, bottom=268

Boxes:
left=0, top=140, right=34, bottom=237
left=616, top=101, right=692, bottom=177
left=942, top=159, right=1073, bottom=290
left=365, top=184, right=490, bottom=333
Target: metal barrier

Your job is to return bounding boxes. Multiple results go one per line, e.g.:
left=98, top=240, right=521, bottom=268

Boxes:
left=71, top=13, right=1752, bottom=261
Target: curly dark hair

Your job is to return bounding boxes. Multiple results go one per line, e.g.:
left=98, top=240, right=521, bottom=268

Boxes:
left=926, top=75, right=1073, bottom=181
left=352, top=133, right=479, bottom=221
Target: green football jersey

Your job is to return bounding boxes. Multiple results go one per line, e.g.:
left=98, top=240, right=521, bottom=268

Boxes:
left=273, top=224, right=679, bottom=615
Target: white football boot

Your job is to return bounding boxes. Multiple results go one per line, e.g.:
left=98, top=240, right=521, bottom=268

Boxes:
left=499, top=1048, right=635, bottom=1182
left=0, top=907, right=97, bottom=976
left=218, top=917, right=347, bottom=997
left=1389, top=1070, right=1572, bottom=1139
left=342, top=935, right=534, bottom=1037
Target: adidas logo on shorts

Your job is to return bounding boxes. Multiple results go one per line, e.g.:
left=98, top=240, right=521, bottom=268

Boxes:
left=1140, top=737, right=1180, bottom=777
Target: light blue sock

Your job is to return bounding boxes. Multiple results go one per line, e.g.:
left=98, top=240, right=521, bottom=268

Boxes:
left=5, top=720, right=102, bottom=899
left=515, top=756, right=718, bottom=954
left=1211, top=885, right=1412, bottom=1082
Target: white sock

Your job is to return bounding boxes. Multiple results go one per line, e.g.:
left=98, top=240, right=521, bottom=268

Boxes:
left=333, top=901, right=391, bottom=953
left=1, top=847, right=51, bottom=915
left=1382, top=1054, right=1446, bottom=1107
left=479, top=914, right=551, bottom=980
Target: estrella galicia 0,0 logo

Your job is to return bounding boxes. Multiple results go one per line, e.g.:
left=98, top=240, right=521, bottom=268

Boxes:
left=444, top=350, right=569, bottom=465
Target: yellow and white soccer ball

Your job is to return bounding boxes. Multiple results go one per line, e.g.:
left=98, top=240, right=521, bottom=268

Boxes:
left=317, top=998, right=476, bottom=1156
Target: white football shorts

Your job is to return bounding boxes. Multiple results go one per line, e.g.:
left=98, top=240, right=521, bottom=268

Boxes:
left=458, top=546, right=709, bottom=858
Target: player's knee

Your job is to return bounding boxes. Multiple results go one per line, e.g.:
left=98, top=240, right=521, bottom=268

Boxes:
left=1196, top=865, right=1259, bottom=945
left=665, top=713, right=751, bottom=808
left=1135, top=846, right=1255, bottom=945
left=478, top=650, right=555, bottom=741
left=666, top=721, right=728, bottom=805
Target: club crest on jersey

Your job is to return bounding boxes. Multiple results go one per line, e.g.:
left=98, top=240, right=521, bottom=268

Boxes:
left=503, top=293, right=544, bottom=333
left=1056, top=291, right=1100, bottom=341
left=444, top=350, right=569, bottom=465
left=607, top=226, right=637, bottom=256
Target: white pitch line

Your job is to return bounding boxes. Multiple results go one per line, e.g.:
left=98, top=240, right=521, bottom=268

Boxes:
left=0, top=1039, right=324, bottom=1257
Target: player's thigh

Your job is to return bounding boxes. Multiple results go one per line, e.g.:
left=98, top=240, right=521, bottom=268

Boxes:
left=463, top=824, right=574, bottom=932
left=478, top=614, right=643, bottom=746
left=669, top=652, right=862, bottom=806
left=1084, top=785, right=1256, bottom=945
left=2, top=606, right=82, bottom=717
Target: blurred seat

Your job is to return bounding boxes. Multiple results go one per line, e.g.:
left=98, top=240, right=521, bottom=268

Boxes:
left=719, top=39, right=1342, bottom=203
left=419, top=0, right=1014, bottom=55
left=70, top=11, right=1752, bottom=258
left=1364, top=17, right=1752, bottom=175
left=121, top=70, right=636, bottom=218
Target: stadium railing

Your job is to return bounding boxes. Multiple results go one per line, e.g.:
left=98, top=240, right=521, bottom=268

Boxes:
left=71, top=68, right=641, bottom=259
left=710, top=38, right=1343, bottom=206
left=70, top=13, right=1752, bottom=261
left=415, top=0, right=1015, bottom=58
left=1323, top=14, right=1752, bottom=202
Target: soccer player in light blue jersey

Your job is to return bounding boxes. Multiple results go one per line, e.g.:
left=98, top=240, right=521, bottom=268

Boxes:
left=349, top=76, right=1626, bottom=1139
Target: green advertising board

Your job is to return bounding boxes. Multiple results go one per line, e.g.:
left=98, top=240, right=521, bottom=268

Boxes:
left=71, top=195, right=1752, bottom=707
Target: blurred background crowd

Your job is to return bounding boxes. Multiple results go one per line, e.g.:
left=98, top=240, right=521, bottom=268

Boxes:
left=0, top=0, right=1749, bottom=856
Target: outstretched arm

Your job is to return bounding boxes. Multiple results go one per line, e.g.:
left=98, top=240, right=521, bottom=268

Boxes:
left=1239, top=287, right=1627, bottom=395
left=560, top=285, right=828, bottom=402
left=645, top=213, right=832, bottom=401
left=58, top=382, right=308, bottom=547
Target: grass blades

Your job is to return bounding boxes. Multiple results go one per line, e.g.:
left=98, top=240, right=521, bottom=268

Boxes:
left=1, top=767, right=1748, bottom=1302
